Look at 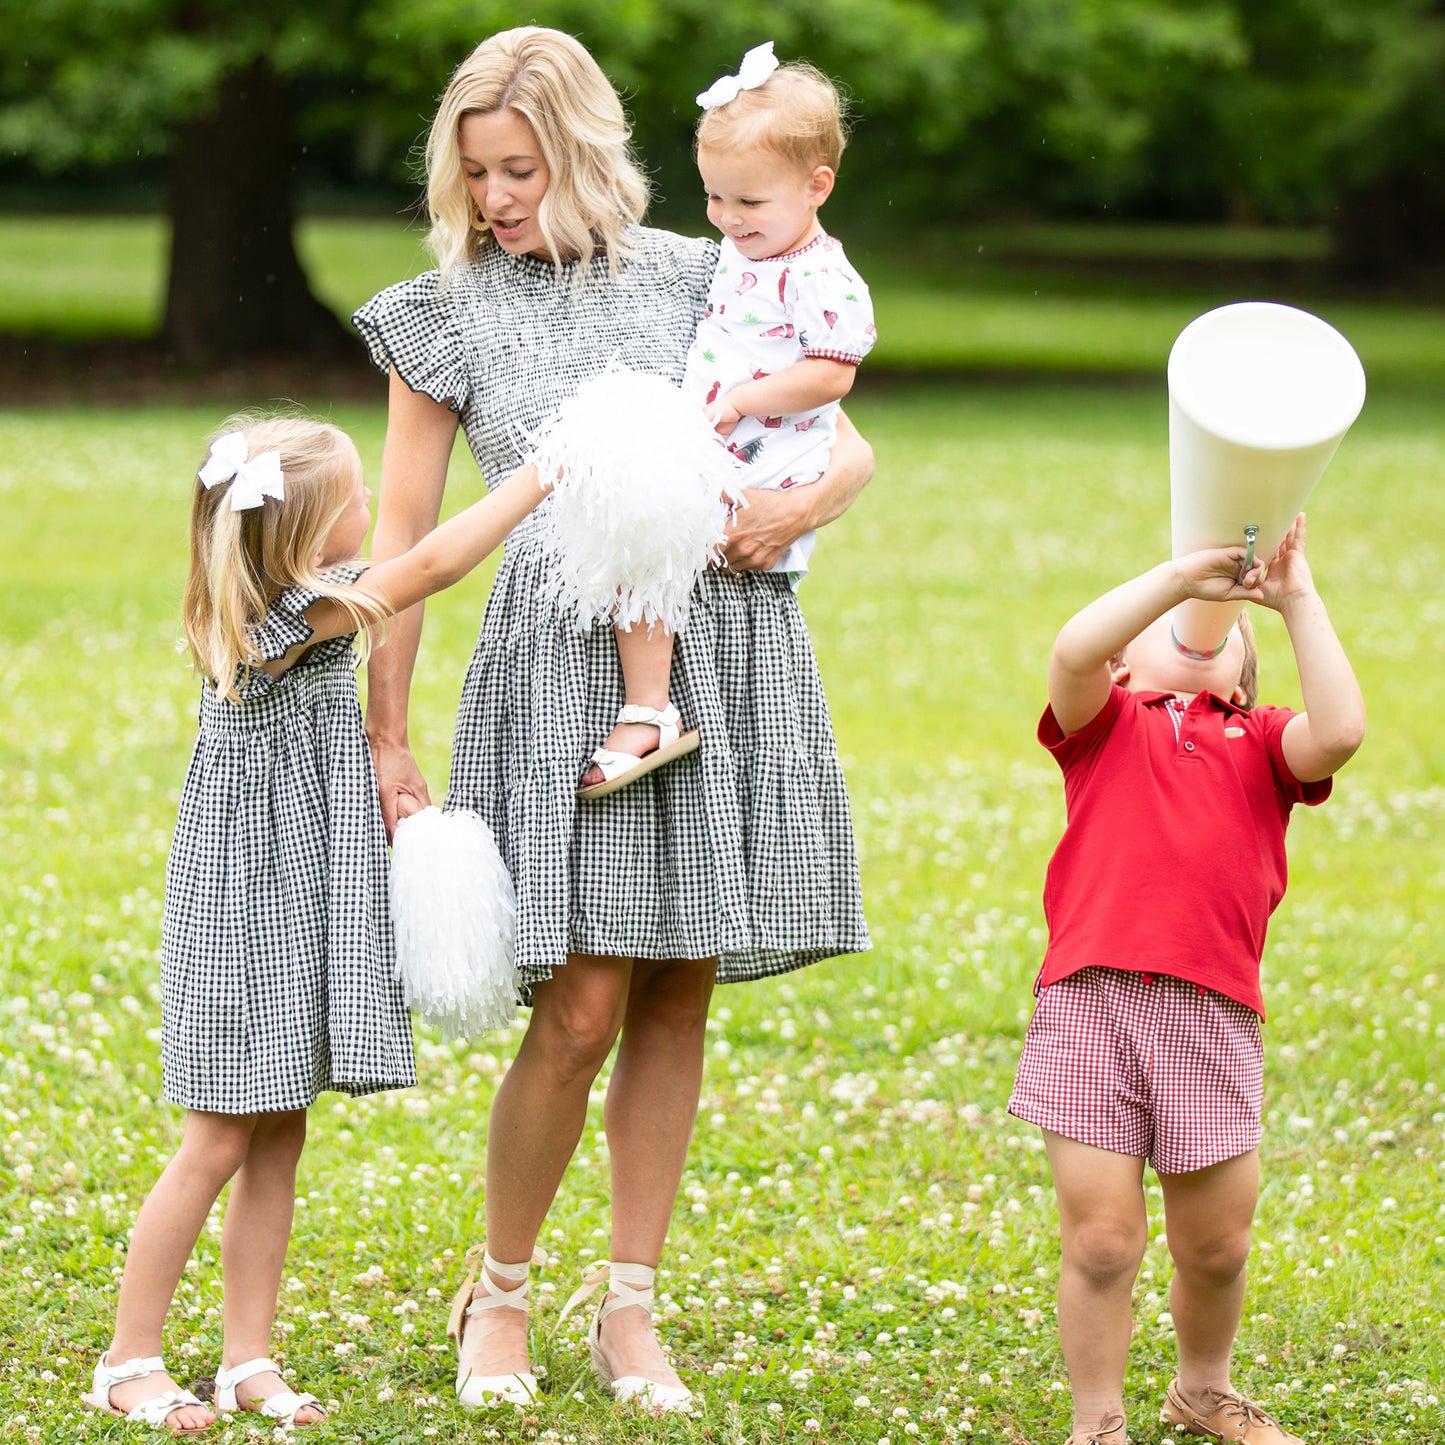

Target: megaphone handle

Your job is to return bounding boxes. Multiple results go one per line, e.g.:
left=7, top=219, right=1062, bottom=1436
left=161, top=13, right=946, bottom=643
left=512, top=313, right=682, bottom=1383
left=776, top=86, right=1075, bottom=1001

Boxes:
left=1238, top=524, right=1259, bottom=582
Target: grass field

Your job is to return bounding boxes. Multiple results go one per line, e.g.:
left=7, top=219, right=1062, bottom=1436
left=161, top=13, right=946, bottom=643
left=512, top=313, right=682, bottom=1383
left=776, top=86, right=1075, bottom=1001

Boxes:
left=2, top=220, right=1443, bottom=1442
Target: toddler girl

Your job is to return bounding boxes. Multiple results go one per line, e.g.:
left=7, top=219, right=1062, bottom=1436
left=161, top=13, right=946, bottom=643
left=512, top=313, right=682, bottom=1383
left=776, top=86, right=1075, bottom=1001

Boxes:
left=580, top=41, right=876, bottom=796
left=82, top=413, right=543, bottom=1430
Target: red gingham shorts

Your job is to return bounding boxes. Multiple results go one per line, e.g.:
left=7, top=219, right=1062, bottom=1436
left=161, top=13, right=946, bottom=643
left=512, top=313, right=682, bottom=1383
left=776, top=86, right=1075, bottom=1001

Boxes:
left=1007, top=967, right=1263, bottom=1174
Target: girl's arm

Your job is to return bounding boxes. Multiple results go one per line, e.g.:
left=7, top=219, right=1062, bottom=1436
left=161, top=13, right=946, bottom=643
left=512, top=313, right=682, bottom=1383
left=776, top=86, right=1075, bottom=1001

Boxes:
left=720, top=409, right=873, bottom=572
left=304, top=462, right=543, bottom=645
left=365, top=370, right=462, bottom=832
left=711, top=357, right=857, bottom=437
left=1256, top=516, right=1366, bottom=782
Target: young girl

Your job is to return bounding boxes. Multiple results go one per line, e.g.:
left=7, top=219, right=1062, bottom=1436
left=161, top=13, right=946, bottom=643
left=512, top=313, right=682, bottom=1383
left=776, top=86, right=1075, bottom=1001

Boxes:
left=580, top=41, right=876, bottom=796
left=82, top=414, right=543, bottom=1431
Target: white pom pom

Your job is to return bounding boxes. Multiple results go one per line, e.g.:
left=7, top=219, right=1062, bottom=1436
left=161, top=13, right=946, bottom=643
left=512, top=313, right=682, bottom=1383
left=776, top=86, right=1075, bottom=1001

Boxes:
left=530, top=368, right=745, bottom=632
left=389, top=806, right=520, bottom=1039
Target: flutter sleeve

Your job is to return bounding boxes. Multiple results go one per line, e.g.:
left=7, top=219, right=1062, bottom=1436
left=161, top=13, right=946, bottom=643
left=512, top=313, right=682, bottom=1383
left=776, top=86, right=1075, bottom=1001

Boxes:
left=792, top=246, right=876, bottom=366
left=248, top=565, right=366, bottom=666
left=352, top=272, right=470, bottom=411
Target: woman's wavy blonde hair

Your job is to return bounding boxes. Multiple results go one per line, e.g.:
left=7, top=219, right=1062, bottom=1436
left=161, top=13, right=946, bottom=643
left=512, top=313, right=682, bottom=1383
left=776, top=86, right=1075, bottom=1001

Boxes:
left=183, top=413, right=390, bottom=704
left=425, top=26, right=650, bottom=282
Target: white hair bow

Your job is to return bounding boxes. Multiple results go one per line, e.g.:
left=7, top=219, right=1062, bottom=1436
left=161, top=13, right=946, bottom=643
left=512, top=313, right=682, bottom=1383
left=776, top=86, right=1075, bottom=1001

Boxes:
left=696, top=41, right=779, bottom=110
left=198, top=431, right=285, bottom=511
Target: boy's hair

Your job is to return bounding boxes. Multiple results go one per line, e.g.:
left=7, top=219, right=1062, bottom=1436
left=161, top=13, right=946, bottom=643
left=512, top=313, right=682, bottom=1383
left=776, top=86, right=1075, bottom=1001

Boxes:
left=425, top=26, right=650, bottom=282
left=1237, top=609, right=1258, bottom=710
left=695, top=61, right=850, bottom=173
left=183, top=412, right=390, bottom=704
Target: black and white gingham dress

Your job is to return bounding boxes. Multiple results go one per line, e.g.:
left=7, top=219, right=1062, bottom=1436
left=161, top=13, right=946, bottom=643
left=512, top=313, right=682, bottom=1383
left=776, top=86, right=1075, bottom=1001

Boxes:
left=353, top=227, right=870, bottom=990
left=161, top=574, right=416, bottom=1112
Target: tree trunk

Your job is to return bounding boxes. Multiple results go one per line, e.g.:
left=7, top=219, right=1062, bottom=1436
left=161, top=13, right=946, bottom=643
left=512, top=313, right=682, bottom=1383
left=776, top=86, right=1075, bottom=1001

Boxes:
left=162, top=57, right=354, bottom=362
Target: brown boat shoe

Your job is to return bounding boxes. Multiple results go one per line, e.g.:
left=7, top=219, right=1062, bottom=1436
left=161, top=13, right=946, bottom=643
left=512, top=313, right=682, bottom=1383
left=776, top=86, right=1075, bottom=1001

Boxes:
left=1065, top=1414, right=1128, bottom=1445
left=1162, top=1378, right=1305, bottom=1444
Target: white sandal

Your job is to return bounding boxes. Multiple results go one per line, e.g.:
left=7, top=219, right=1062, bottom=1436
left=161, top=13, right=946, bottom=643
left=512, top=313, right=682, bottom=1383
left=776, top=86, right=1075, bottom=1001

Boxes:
left=560, top=1261, right=694, bottom=1413
left=213, top=1357, right=322, bottom=1424
left=81, top=1354, right=212, bottom=1433
left=578, top=703, right=700, bottom=800
left=446, top=1245, right=545, bottom=1408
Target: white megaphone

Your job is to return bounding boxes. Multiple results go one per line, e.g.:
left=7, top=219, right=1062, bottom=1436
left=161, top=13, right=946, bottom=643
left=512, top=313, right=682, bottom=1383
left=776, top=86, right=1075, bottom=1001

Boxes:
left=1168, top=301, right=1366, bottom=656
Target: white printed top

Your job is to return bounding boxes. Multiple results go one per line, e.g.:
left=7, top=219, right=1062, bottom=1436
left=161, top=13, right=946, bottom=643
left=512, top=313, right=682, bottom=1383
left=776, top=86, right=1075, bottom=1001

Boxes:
left=682, top=234, right=876, bottom=580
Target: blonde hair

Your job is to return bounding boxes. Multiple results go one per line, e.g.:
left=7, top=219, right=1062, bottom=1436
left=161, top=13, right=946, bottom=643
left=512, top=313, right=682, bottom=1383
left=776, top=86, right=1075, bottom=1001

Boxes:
left=696, top=60, right=850, bottom=172
left=1237, top=609, right=1259, bottom=710
left=183, top=413, right=390, bottom=704
left=425, top=26, right=650, bottom=281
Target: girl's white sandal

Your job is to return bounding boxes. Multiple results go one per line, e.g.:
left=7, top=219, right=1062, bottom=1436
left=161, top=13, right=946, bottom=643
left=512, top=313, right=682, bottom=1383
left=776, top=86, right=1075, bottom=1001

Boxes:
left=213, top=1358, right=322, bottom=1424
left=81, top=1354, right=212, bottom=1433
left=578, top=703, right=700, bottom=799
left=560, top=1261, right=694, bottom=1413
left=446, top=1246, right=546, bottom=1408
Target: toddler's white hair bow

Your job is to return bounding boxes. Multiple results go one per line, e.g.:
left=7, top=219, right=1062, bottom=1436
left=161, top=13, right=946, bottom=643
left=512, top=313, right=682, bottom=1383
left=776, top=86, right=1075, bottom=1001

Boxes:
left=199, top=431, right=285, bottom=511
left=696, top=40, right=779, bottom=111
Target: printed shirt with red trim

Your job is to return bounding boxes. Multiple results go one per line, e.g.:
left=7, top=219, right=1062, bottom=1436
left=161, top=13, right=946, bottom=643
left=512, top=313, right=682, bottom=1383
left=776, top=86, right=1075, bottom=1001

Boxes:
left=1035, top=684, right=1332, bottom=1016
left=682, top=234, right=875, bottom=580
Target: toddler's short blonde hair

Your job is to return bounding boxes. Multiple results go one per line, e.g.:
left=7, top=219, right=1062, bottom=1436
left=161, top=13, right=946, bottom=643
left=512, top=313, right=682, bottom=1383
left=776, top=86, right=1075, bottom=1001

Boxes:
left=696, top=61, right=850, bottom=173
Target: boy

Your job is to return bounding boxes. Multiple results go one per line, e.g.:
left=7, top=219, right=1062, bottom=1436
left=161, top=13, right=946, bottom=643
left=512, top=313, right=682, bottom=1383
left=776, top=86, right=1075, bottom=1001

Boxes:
left=1008, top=514, right=1364, bottom=1445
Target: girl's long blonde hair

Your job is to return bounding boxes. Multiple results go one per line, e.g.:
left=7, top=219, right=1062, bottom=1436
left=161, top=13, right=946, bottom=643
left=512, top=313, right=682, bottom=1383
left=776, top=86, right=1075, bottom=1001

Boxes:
left=425, top=26, right=650, bottom=282
left=183, top=413, right=389, bottom=704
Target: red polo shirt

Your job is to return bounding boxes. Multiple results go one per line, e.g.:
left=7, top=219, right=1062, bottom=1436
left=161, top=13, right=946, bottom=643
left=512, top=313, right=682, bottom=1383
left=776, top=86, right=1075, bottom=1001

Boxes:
left=1036, top=684, right=1331, bottom=1016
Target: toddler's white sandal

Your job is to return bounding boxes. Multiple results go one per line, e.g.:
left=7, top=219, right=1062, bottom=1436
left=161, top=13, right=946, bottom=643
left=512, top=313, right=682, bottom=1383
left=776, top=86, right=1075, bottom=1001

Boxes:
left=81, top=1354, right=212, bottom=1433
left=213, top=1358, right=322, bottom=1424
left=578, top=703, right=700, bottom=800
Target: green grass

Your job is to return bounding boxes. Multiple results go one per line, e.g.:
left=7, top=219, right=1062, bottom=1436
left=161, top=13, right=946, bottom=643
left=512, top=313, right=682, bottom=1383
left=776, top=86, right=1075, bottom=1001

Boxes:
left=2, top=373, right=1442, bottom=1442
left=8, top=214, right=1445, bottom=392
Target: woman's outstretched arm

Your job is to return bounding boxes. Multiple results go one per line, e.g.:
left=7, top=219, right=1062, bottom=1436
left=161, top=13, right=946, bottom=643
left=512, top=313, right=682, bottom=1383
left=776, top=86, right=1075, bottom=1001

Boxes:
left=365, top=368, right=462, bottom=836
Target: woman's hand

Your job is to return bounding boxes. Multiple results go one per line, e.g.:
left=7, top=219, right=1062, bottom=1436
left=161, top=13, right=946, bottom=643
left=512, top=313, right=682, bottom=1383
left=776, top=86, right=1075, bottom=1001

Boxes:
left=718, top=487, right=813, bottom=572
left=368, top=736, right=431, bottom=841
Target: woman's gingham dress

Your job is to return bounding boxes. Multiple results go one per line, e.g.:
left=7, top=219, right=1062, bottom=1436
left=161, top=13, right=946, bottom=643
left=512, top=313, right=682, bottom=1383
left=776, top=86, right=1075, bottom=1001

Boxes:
left=353, top=227, right=870, bottom=991
left=161, top=577, right=416, bottom=1112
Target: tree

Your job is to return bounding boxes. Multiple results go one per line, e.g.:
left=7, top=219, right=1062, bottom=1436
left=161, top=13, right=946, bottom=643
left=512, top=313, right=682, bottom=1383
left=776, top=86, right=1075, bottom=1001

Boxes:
left=0, top=0, right=376, bottom=360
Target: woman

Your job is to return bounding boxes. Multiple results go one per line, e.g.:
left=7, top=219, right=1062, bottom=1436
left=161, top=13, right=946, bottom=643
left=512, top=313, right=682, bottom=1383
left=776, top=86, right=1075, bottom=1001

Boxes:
left=353, top=26, right=872, bottom=1413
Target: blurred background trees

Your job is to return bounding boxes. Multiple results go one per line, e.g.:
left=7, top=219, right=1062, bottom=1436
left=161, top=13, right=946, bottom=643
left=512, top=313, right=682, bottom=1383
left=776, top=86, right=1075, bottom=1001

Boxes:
left=2, top=0, right=1440, bottom=359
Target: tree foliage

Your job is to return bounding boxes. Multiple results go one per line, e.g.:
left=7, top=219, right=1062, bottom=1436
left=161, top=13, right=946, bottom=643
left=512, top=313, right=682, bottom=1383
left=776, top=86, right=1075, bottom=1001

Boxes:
left=0, top=0, right=1440, bottom=352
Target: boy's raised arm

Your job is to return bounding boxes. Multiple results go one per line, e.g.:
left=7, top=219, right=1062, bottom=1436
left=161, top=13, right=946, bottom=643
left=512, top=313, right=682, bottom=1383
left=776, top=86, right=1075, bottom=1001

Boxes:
left=1049, top=551, right=1259, bottom=735
left=1260, top=516, right=1366, bottom=782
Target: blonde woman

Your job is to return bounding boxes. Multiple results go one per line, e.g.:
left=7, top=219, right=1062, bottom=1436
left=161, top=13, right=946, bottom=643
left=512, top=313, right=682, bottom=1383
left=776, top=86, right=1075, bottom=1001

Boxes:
left=83, top=415, right=543, bottom=1430
left=353, top=26, right=873, bottom=1414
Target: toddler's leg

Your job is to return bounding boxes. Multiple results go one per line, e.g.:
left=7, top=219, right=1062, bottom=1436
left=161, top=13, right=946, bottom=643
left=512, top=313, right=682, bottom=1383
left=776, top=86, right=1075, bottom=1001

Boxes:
left=1044, top=1130, right=1148, bottom=1440
left=580, top=622, right=679, bottom=788
left=218, top=1108, right=323, bottom=1423
left=101, top=1110, right=257, bottom=1426
left=1158, top=1148, right=1302, bottom=1442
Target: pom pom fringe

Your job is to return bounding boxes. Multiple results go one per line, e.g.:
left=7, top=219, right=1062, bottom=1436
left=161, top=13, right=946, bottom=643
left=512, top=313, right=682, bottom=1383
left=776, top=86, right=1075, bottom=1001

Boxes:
left=390, top=806, right=520, bottom=1039
left=530, top=368, right=745, bottom=633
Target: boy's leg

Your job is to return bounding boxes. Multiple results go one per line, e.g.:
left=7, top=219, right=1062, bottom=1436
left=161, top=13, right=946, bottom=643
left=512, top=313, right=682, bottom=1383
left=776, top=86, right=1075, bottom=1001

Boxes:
left=1044, top=1130, right=1148, bottom=1439
left=581, top=624, right=679, bottom=786
left=1158, top=1150, right=1299, bottom=1442
left=100, top=1110, right=256, bottom=1425
left=219, top=1108, right=322, bottom=1422
left=1159, top=1148, right=1258, bottom=1395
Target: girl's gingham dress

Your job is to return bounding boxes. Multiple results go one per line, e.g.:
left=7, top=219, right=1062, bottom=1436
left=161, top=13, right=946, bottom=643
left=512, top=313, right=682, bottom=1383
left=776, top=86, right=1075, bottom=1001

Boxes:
left=354, top=226, right=871, bottom=993
left=161, top=574, right=416, bottom=1113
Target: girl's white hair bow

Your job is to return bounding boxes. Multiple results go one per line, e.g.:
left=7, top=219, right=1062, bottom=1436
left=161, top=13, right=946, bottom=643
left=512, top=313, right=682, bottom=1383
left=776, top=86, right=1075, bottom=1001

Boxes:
left=199, top=431, right=285, bottom=511
left=696, top=41, right=779, bottom=111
